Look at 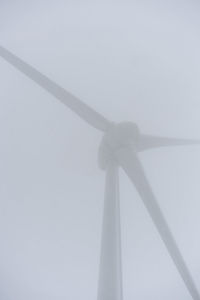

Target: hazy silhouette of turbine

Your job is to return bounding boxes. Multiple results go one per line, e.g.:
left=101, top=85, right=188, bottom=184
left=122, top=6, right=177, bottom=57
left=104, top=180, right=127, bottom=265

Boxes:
left=1, top=45, right=200, bottom=300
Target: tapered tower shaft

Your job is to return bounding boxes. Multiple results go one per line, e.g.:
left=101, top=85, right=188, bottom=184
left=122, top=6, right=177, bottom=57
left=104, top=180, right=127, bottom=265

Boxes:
left=97, top=161, right=123, bottom=300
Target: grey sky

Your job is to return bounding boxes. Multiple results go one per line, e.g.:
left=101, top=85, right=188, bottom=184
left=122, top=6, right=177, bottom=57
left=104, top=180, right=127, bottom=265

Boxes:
left=1, top=0, right=200, bottom=299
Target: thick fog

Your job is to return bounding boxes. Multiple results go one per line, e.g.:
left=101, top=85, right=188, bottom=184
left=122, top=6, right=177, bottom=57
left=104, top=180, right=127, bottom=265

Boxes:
left=1, top=0, right=200, bottom=299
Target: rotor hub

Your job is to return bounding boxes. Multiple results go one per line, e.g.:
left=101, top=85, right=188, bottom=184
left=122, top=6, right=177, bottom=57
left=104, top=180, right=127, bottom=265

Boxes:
left=98, top=122, right=140, bottom=169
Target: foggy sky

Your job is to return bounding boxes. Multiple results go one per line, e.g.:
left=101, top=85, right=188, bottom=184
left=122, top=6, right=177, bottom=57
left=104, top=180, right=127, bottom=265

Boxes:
left=1, top=0, right=200, bottom=299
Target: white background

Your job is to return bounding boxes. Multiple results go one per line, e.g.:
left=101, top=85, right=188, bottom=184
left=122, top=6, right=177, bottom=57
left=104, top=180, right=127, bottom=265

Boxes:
left=1, top=0, right=200, bottom=299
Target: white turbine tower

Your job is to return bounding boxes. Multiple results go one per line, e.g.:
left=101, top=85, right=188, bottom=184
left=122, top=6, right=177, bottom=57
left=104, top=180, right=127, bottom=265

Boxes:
left=0, top=45, right=200, bottom=300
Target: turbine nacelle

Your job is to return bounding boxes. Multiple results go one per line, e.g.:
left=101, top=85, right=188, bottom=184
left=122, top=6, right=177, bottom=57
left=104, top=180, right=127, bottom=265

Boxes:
left=98, top=122, right=140, bottom=169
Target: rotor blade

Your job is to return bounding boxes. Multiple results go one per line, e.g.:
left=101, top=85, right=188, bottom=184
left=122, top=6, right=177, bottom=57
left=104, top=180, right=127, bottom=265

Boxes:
left=0, top=45, right=111, bottom=132
left=98, top=160, right=123, bottom=300
left=115, top=147, right=200, bottom=300
left=138, top=134, right=200, bottom=152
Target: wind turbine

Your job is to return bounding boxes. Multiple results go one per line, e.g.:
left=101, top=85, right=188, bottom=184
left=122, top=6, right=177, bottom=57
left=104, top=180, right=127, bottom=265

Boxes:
left=0, top=45, right=199, bottom=300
